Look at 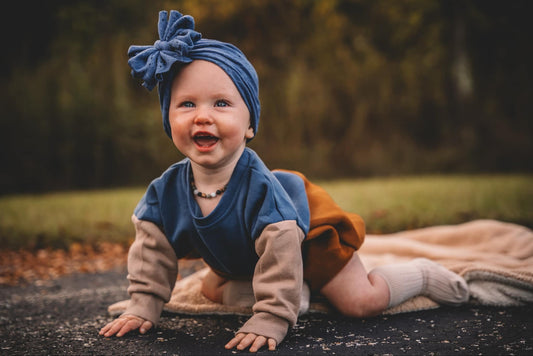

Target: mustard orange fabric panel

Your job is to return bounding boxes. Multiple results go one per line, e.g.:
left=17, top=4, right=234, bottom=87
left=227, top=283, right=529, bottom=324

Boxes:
left=275, top=170, right=365, bottom=291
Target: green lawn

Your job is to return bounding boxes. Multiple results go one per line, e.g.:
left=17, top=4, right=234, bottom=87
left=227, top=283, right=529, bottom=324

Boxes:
left=1, top=174, right=531, bottom=250
left=0, top=188, right=143, bottom=250
left=318, top=174, right=532, bottom=234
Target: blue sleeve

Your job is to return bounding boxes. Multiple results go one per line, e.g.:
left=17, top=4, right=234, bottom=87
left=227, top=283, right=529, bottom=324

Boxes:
left=246, top=169, right=310, bottom=239
left=273, top=171, right=310, bottom=233
left=133, top=183, right=164, bottom=229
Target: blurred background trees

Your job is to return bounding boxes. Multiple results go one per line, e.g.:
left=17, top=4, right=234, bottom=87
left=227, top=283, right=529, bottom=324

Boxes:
left=2, top=0, right=532, bottom=194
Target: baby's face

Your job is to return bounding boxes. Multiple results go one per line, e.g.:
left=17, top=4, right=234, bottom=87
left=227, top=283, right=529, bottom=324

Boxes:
left=169, top=60, right=254, bottom=170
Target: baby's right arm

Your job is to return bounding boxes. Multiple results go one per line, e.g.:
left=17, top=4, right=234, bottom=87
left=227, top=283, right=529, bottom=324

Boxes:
left=100, top=216, right=178, bottom=337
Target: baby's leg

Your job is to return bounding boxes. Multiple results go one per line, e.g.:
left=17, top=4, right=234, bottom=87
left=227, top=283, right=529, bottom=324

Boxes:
left=320, top=252, right=390, bottom=317
left=371, top=258, right=469, bottom=307
left=222, top=280, right=255, bottom=307
left=201, top=270, right=256, bottom=306
left=201, top=269, right=227, bottom=303
left=320, top=254, right=470, bottom=317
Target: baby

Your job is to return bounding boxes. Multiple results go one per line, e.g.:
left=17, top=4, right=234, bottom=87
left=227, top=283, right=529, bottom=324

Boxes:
left=99, top=11, right=469, bottom=352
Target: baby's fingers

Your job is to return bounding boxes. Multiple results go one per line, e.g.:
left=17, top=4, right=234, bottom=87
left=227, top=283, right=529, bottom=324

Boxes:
left=115, top=317, right=144, bottom=337
left=248, top=335, right=268, bottom=352
left=225, top=333, right=246, bottom=349
left=139, top=320, right=153, bottom=334
left=226, top=333, right=270, bottom=352
left=235, top=333, right=258, bottom=351
left=99, top=318, right=129, bottom=337
left=99, top=315, right=144, bottom=337
left=99, top=321, right=114, bottom=336
left=267, top=338, right=277, bottom=351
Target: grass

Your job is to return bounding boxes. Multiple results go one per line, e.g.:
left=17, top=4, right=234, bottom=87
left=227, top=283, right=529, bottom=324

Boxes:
left=0, top=174, right=531, bottom=250
left=319, top=174, right=533, bottom=234
left=0, top=188, right=144, bottom=250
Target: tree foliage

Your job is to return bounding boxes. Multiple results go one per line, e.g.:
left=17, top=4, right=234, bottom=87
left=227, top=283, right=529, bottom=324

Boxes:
left=2, top=0, right=532, bottom=194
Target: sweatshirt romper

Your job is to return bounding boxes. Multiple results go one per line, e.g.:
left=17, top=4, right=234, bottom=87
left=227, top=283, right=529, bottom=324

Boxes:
left=125, top=148, right=365, bottom=342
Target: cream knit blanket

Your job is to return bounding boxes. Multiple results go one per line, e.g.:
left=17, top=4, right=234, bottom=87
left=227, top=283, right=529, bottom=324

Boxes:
left=109, top=220, right=533, bottom=317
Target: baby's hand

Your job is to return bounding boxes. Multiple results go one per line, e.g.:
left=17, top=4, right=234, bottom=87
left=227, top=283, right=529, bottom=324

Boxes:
left=99, top=314, right=153, bottom=337
left=225, top=332, right=276, bottom=352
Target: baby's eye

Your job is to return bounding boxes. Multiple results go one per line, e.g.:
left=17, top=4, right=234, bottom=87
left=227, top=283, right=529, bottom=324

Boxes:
left=180, top=101, right=195, bottom=108
left=215, top=100, right=229, bottom=107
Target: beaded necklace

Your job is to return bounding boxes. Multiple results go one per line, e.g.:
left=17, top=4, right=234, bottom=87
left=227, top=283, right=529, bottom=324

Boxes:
left=190, top=171, right=228, bottom=199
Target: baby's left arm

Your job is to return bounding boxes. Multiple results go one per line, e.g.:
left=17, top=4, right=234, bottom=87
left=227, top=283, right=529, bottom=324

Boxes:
left=229, top=220, right=305, bottom=350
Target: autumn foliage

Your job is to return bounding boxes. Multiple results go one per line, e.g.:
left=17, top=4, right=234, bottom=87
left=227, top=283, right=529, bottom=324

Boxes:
left=3, top=0, right=532, bottom=195
left=0, top=243, right=128, bottom=286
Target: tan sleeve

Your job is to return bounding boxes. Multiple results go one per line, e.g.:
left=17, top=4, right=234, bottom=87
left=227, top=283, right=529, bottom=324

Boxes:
left=123, top=215, right=178, bottom=325
left=237, top=220, right=305, bottom=344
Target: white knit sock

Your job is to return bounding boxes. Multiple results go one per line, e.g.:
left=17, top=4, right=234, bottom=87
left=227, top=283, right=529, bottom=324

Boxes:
left=371, top=258, right=469, bottom=308
left=222, top=280, right=255, bottom=307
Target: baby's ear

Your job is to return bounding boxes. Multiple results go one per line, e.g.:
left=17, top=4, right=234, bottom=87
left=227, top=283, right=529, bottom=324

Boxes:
left=245, top=126, right=255, bottom=140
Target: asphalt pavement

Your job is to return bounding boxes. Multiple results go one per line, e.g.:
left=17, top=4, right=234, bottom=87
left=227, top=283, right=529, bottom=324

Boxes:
left=1, top=268, right=532, bottom=355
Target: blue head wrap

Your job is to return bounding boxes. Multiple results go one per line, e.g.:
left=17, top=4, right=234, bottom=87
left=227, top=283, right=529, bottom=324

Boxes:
left=128, top=10, right=260, bottom=140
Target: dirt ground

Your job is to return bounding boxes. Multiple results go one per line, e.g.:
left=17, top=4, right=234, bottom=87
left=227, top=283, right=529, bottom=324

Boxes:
left=1, top=266, right=532, bottom=355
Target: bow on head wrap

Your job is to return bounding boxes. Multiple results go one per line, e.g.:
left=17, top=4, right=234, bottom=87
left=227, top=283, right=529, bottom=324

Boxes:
left=128, top=10, right=260, bottom=140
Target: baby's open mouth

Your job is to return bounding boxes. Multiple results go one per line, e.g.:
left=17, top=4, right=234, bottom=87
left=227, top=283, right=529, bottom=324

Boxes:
left=193, top=134, right=219, bottom=147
